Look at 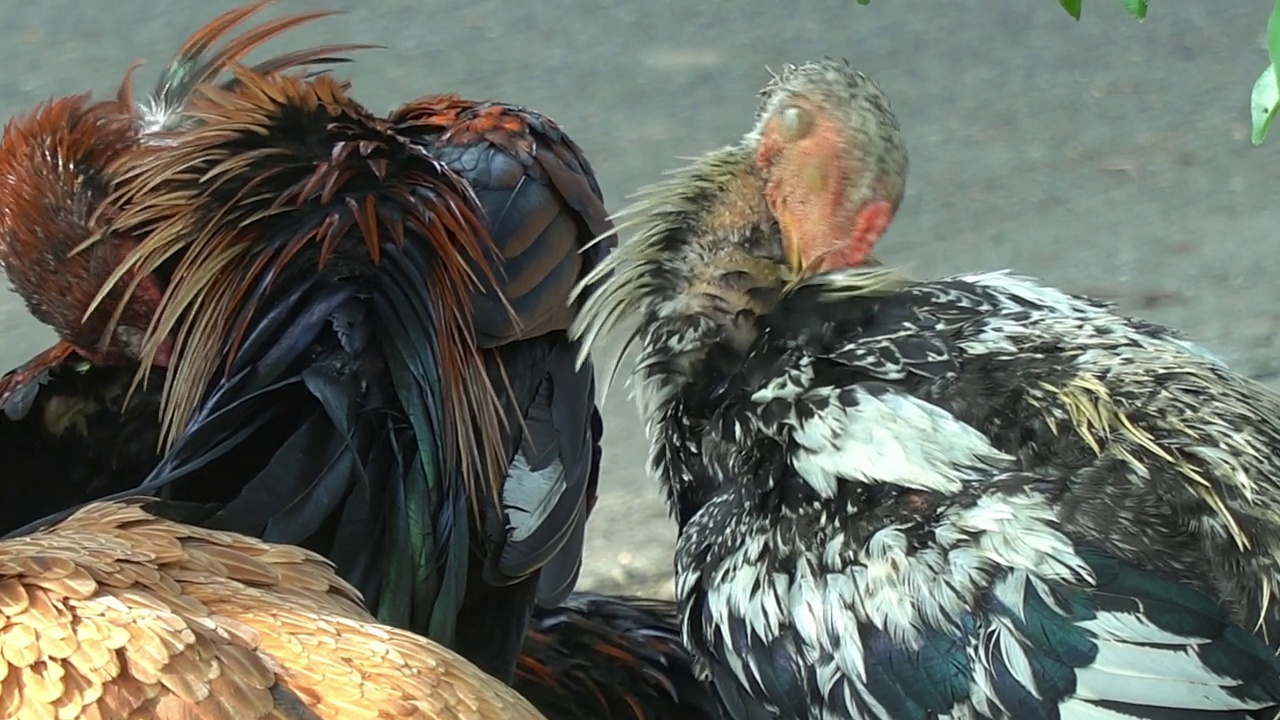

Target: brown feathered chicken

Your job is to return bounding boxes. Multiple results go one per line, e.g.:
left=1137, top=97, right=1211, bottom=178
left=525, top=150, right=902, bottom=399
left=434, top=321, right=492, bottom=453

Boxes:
left=0, top=497, right=546, bottom=719
left=1, top=1, right=612, bottom=685
left=0, top=95, right=142, bottom=366
left=0, top=1, right=364, bottom=368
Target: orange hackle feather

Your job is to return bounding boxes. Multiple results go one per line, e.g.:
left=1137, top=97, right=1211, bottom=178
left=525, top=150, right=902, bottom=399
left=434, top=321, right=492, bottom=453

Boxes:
left=0, top=1, right=371, bottom=369
left=88, top=67, right=511, bottom=516
left=392, top=93, right=533, bottom=143
left=68, top=0, right=375, bottom=324
left=0, top=95, right=138, bottom=359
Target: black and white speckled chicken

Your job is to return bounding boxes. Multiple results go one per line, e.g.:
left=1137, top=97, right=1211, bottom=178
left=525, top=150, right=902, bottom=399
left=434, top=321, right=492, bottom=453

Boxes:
left=572, top=58, right=1280, bottom=720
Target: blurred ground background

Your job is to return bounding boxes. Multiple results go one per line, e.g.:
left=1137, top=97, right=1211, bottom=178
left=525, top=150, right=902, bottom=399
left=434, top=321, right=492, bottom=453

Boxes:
left=1, top=0, right=1277, bottom=598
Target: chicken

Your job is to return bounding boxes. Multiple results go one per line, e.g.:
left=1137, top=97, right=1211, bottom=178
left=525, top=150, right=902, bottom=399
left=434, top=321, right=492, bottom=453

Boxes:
left=3, top=2, right=611, bottom=685
left=0, top=0, right=366, bottom=533
left=572, top=58, right=1280, bottom=719
left=0, top=0, right=365, bottom=367
left=515, top=593, right=725, bottom=720
left=0, top=94, right=139, bottom=366
left=0, top=497, right=547, bottom=719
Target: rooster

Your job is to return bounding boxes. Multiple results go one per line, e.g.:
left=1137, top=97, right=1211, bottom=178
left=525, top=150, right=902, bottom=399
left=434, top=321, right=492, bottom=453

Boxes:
left=0, top=0, right=366, bottom=531
left=516, top=593, right=726, bottom=720
left=573, top=58, right=1280, bottom=719
left=1, top=2, right=611, bottom=684
left=0, top=497, right=547, bottom=719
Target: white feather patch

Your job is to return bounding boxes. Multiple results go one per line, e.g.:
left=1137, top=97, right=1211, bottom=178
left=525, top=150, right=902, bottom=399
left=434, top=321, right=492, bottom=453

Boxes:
left=1056, top=698, right=1150, bottom=720
left=1074, top=654, right=1264, bottom=711
left=780, top=385, right=1013, bottom=496
left=952, top=495, right=1093, bottom=585
left=1068, top=606, right=1269, bottom=711
left=956, top=270, right=1095, bottom=316
left=1076, top=613, right=1208, bottom=647
left=502, top=451, right=566, bottom=543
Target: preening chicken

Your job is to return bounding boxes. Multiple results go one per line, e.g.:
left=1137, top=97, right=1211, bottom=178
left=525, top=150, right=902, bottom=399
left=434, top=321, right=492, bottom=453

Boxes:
left=0, top=1, right=370, bottom=368
left=515, top=593, right=725, bottom=720
left=0, top=0, right=368, bottom=531
left=573, top=58, right=1280, bottom=719
left=0, top=1, right=612, bottom=684
left=0, top=497, right=547, bottom=719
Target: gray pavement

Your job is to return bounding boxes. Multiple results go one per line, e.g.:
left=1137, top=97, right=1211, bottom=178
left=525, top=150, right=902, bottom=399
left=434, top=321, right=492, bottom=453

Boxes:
left=1, top=0, right=1276, bottom=594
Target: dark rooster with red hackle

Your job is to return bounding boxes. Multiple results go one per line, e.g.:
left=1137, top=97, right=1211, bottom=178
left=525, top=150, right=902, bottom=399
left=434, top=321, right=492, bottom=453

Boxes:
left=0, top=0, right=611, bottom=685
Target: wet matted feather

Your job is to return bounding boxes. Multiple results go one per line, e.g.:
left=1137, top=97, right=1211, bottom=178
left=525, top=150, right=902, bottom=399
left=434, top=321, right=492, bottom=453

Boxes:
left=568, top=56, right=1280, bottom=719
left=604, top=261, right=1280, bottom=719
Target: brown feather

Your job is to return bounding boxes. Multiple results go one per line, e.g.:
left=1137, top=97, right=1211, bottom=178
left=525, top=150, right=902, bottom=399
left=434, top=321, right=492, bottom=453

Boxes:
left=131, top=0, right=378, bottom=137
left=0, top=498, right=547, bottom=719
left=0, top=94, right=140, bottom=361
left=0, top=2, right=371, bottom=370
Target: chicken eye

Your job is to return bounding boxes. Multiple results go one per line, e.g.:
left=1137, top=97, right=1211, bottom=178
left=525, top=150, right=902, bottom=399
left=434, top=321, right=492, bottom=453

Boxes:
left=780, top=105, right=813, bottom=140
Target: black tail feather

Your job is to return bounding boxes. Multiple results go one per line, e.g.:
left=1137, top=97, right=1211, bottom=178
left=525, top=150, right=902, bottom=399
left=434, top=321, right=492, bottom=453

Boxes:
left=515, top=593, right=727, bottom=720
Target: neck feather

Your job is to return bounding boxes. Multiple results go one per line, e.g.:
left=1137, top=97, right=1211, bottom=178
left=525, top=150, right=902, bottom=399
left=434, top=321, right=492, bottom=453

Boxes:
left=572, top=144, right=792, bottom=427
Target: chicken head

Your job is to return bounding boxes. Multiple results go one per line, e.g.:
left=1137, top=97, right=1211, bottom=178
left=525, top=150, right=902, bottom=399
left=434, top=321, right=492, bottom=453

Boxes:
left=748, top=59, right=908, bottom=274
left=0, top=94, right=173, bottom=366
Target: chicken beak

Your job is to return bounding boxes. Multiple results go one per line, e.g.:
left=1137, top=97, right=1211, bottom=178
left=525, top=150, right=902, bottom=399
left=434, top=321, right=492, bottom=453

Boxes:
left=779, top=209, right=806, bottom=275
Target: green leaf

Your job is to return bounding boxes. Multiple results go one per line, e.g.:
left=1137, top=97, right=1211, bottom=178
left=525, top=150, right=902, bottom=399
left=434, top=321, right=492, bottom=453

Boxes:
left=1123, top=0, right=1147, bottom=20
left=1250, top=64, right=1280, bottom=145
left=1059, top=0, right=1082, bottom=20
left=856, top=0, right=870, bottom=4
left=1268, top=0, right=1280, bottom=86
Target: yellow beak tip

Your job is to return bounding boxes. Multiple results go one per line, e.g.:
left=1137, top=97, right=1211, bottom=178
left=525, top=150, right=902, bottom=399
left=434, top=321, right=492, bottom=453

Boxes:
left=780, top=212, right=805, bottom=274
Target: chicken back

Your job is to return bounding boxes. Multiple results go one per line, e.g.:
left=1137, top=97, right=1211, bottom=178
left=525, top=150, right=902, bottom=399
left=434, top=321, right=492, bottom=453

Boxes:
left=0, top=498, right=547, bottom=719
